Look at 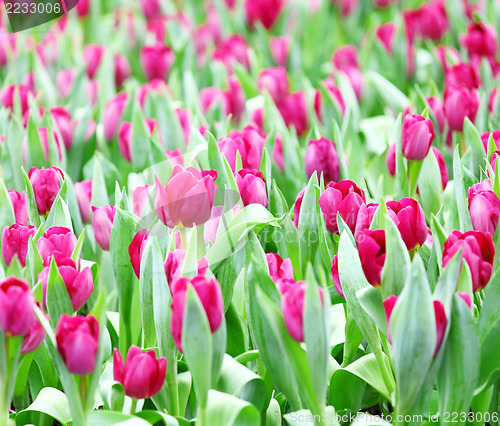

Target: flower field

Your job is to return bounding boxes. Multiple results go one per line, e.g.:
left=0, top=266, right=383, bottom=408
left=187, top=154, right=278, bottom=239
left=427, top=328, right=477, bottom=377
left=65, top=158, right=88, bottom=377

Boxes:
left=1, top=0, right=500, bottom=425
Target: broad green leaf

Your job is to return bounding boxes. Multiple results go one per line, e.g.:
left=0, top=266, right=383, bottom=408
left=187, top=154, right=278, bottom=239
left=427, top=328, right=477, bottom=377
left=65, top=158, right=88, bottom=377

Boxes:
left=15, top=387, right=71, bottom=426
left=205, top=389, right=260, bottom=426
left=452, top=147, right=473, bottom=232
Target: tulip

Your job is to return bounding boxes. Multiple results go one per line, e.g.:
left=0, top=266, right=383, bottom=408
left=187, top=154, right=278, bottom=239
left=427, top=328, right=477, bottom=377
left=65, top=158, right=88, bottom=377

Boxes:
left=245, top=0, right=284, bottom=30
left=401, top=114, right=435, bottom=161
left=50, top=107, right=74, bottom=150
left=383, top=295, right=447, bottom=356
left=136, top=79, right=169, bottom=108
left=331, top=0, right=359, bottom=15
left=491, top=151, right=500, bottom=174
left=129, top=229, right=149, bottom=279
left=270, top=36, right=290, bottom=67
left=281, top=281, right=323, bottom=342
left=376, top=23, right=396, bottom=54
left=431, top=147, right=449, bottom=190
left=0, top=84, right=31, bottom=115
left=176, top=109, right=191, bottom=145
left=83, top=44, right=104, bottom=79
left=39, top=259, right=93, bottom=312
left=358, top=229, right=386, bottom=287
left=164, top=249, right=209, bottom=287
left=444, top=86, right=480, bottom=132
left=457, top=292, right=472, bottom=308
left=314, top=77, right=346, bottom=123
left=155, top=166, right=217, bottom=228
left=416, top=0, right=448, bottom=41
left=37, top=227, right=78, bottom=265
left=76, top=0, right=89, bottom=17
left=386, top=198, right=428, bottom=250
left=226, top=77, right=246, bottom=123
left=104, top=93, right=128, bottom=141
left=266, top=253, right=293, bottom=281
left=200, top=87, right=230, bottom=117
left=442, top=230, right=494, bottom=292
left=139, top=0, right=161, bottom=20
left=305, top=137, right=340, bottom=184
left=56, top=70, right=75, bottom=100
left=213, top=35, right=250, bottom=73
left=258, top=68, right=289, bottom=104
left=445, top=63, right=481, bottom=90
left=489, top=89, right=498, bottom=117
left=170, top=275, right=224, bottom=352
left=28, top=167, right=64, bottom=216
left=92, top=205, right=116, bottom=251
left=318, top=180, right=366, bottom=235
left=481, top=130, right=500, bottom=152
left=276, top=91, right=308, bottom=136
left=132, top=185, right=153, bottom=218
left=234, top=169, right=268, bottom=207
left=21, top=303, right=47, bottom=354
left=333, top=46, right=363, bottom=100
left=8, top=190, right=28, bottom=225
left=468, top=180, right=500, bottom=235
left=0, top=277, right=35, bottom=337
left=272, top=134, right=284, bottom=172
left=56, top=314, right=99, bottom=376
left=204, top=205, right=243, bottom=245
left=218, top=126, right=265, bottom=171
left=427, top=97, right=446, bottom=134
left=114, top=54, right=131, bottom=88
left=292, top=189, right=305, bottom=228
left=386, top=144, right=396, bottom=177
left=166, top=149, right=184, bottom=168
left=113, top=346, right=166, bottom=399
left=118, top=119, right=159, bottom=162
left=74, top=180, right=92, bottom=224
left=331, top=254, right=343, bottom=298
left=1, top=224, right=37, bottom=267
left=24, top=127, right=62, bottom=163
left=140, top=44, right=175, bottom=81
left=460, top=22, right=498, bottom=59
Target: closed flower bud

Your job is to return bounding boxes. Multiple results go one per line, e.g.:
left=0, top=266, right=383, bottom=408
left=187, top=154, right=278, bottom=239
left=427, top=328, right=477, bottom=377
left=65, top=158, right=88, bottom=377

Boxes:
left=92, top=205, right=116, bottom=251
left=0, top=277, right=35, bottom=337
left=218, top=126, right=265, bottom=171
left=481, top=130, right=500, bottom=152
left=104, top=93, right=128, bottom=141
left=245, top=0, right=284, bottom=30
left=269, top=36, right=290, bottom=67
left=0, top=84, right=31, bottom=116
left=266, top=253, right=294, bottom=281
left=56, top=314, right=99, bottom=376
left=140, top=44, right=175, bottom=81
left=443, top=230, right=494, bottom=292
left=28, top=167, right=64, bottom=216
left=129, top=229, right=149, bottom=279
left=401, top=114, right=435, bottom=161
left=50, top=107, right=74, bottom=150
left=258, top=67, right=289, bottom=104
left=468, top=180, right=500, bottom=235
left=113, top=346, right=166, bottom=399
left=213, top=35, right=250, bottom=73
left=114, top=54, right=131, bottom=88
left=118, top=119, right=159, bottom=162
left=445, top=63, right=481, bottom=90
left=234, top=169, right=268, bottom=207
left=21, top=303, right=47, bottom=354
left=292, top=189, right=305, bottom=228
left=74, top=180, right=92, bottom=224
left=305, top=137, right=340, bottom=184
left=358, top=229, right=386, bottom=287
left=83, top=44, right=104, bottom=79
left=460, top=22, right=498, bottom=58
left=277, top=91, right=308, bottom=136
left=386, top=198, right=429, bottom=250
left=444, top=86, right=480, bottom=132
left=8, top=190, right=28, bottom=225
left=386, top=143, right=396, bottom=177
left=331, top=255, right=343, bottom=298
left=164, top=249, right=209, bottom=288
left=37, top=227, right=78, bottom=265
left=431, top=146, right=449, bottom=190
left=376, top=23, right=396, bottom=54
left=132, top=185, right=153, bottom=218
left=427, top=97, right=446, bottom=134
left=2, top=224, right=37, bottom=267
left=170, top=275, right=224, bottom=352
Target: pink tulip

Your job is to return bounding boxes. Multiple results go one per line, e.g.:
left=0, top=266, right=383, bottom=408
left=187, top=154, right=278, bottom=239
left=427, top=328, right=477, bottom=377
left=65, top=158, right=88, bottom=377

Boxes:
left=401, top=114, right=435, bottom=161
left=213, top=35, right=250, bottom=73
left=386, top=144, right=396, bottom=177
left=74, top=180, right=92, bottom=224
left=234, top=169, right=268, bottom=207
left=0, top=277, right=35, bottom=337
left=468, top=180, right=500, bottom=235
left=427, top=97, right=446, bottom=134
left=331, top=255, right=343, bottom=298
left=164, top=249, right=209, bottom=288
left=129, top=229, right=149, bottom=279
left=113, top=346, right=166, bottom=399
left=37, top=227, right=78, bottom=265
left=245, top=0, right=284, bottom=30
left=114, top=54, right=131, bottom=88
left=50, top=107, right=74, bottom=150
left=481, top=130, right=500, bottom=152
left=270, top=36, right=290, bottom=67
left=272, top=134, right=284, bottom=172
left=56, top=314, right=99, bottom=376
left=140, top=45, right=175, bottom=81
left=170, top=275, right=224, bottom=352
left=8, top=190, right=28, bottom=225
left=0, top=84, right=31, bottom=115
left=203, top=205, right=243, bottom=245
left=292, top=189, right=305, bottom=228
left=314, top=77, right=346, bottom=123
left=28, top=167, right=64, bottom=216
left=83, top=44, right=104, bottom=79
left=444, top=86, right=480, bottom=132
left=258, top=67, right=289, bottom=104
left=76, top=0, right=89, bottom=17
left=358, top=229, right=386, bottom=287
left=431, top=146, right=449, bottom=190
left=445, top=63, right=481, bottom=90
left=92, top=206, right=116, bottom=251
left=139, top=0, right=161, bottom=20
left=305, top=137, right=340, bottom=184
left=226, top=77, right=246, bottom=123
left=376, top=23, right=396, bottom=54
left=218, top=126, right=265, bottom=171
left=266, top=253, right=294, bottom=281
left=460, top=22, right=498, bottom=59
left=333, top=45, right=363, bottom=100
left=104, top=93, right=128, bottom=141
left=132, top=185, right=153, bottom=218
left=118, top=119, right=159, bottom=162
left=386, top=198, right=429, bottom=250
left=176, top=109, right=191, bottom=145
left=277, top=91, right=309, bottom=136
left=21, top=303, right=47, bottom=354
left=155, top=166, right=218, bottom=228
left=200, top=87, right=230, bottom=117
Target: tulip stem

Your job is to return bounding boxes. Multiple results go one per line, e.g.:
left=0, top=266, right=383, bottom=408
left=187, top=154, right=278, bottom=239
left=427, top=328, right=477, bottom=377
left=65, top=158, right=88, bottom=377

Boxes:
left=130, top=398, right=138, bottom=415
left=179, top=228, right=187, bottom=251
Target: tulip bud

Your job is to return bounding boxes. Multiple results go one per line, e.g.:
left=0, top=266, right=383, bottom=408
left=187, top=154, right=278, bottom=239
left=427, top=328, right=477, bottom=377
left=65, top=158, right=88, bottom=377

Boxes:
left=481, top=130, right=500, bottom=152
left=39, top=259, right=93, bottom=312
left=104, top=93, right=128, bottom=141
left=92, top=205, right=116, bottom=251
left=50, top=107, right=74, bottom=150
left=292, top=189, right=305, bottom=228
left=416, top=0, right=448, bottom=41
left=0, top=84, right=31, bottom=116
left=176, top=109, right=191, bottom=145
left=218, top=126, right=265, bottom=171
left=331, top=254, right=343, bottom=298
left=118, top=119, right=159, bottom=162
left=468, top=180, right=500, bottom=235
left=382, top=295, right=398, bottom=342
left=386, top=198, right=428, bottom=250
left=431, top=147, right=449, bottom=190
left=8, top=190, right=28, bottom=225
left=213, top=35, right=250, bottom=73
left=427, top=97, right=446, bottom=134
left=277, top=91, right=308, bottom=136
left=305, top=137, right=340, bottom=184
left=200, top=87, right=230, bottom=117
left=140, top=44, right=175, bottom=81
left=444, top=86, right=480, bottom=132
left=170, top=275, right=224, bottom=352
left=74, top=180, right=92, bottom=224
left=281, top=281, right=324, bottom=342
left=376, top=23, right=396, bottom=54
left=139, top=0, right=161, bottom=20
left=457, top=292, right=472, bottom=308
left=386, top=143, right=396, bottom=177
left=56, top=314, right=99, bottom=375
left=401, top=114, right=435, bottom=161
left=113, top=54, right=131, bottom=89
left=76, top=0, right=89, bottom=17
left=258, top=68, right=289, bottom=104
left=442, top=230, right=494, bottom=292
left=83, top=44, right=104, bottom=79
left=37, top=227, right=78, bottom=265
left=272, top=134, right=284, bottom=172
left=28, top=167, right=64, bottom=216
left=460, top=22, right=498, bottom=58
left=129, top=229, right=149, bottom=279
left=21, top=303, right=47, bottom=354
left=113, top=346, right=166, bottom=399
left=226, top=77, right=246, bottom=123
left=1, top=224, right=37, bottom=267
left=155, top=166, right=218, bottom=229
left=0, top=277, right=35, bottom=337
left=269, top=36, right=290, bottom=67
left=245, top=0, right=284, bottom=30
left=444, top=63, right=481, bottom=90
left=234, top=169, right=268, bottom=207
left=318, top=180, right=366, bottom=235
left=266, top=253, right=294, bottom=281
left=132, top=185, right=153, bottom=218
left=164, top=249, right=209, bottom=288
left=358, top=229, right=386, bottom=287
left=333, top=45, right=363, bottom=100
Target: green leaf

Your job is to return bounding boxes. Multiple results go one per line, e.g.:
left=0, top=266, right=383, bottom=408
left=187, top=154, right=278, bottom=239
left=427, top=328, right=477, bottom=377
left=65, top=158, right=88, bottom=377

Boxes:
left=453, top=147, right=473, bottom=232
left=463, top=118, right=485, bottom=178
left=131, top=104, right=152, bottom=170
left=357, top=286, right=387, bottom=337
left=284, top=406, right=340, bottom=426
left=298, top=174, right=319, bottom=276
left=87, top=410, right=152, bottom=426
left=417, top=148, right=443, bottom=217
left=22, top=168, right=41, bottom=227
left=0, top=178, right=15, bottom=235
left=138, top=239, right=157, bottom=349
left=205, top=389, right=260, bottom=426
left=365, top=71, right=410, bottom=112
left=15, top=387, right=71, bottom=426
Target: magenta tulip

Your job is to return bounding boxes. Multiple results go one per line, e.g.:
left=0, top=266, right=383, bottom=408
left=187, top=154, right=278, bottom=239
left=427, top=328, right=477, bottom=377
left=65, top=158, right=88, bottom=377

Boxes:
left=104, top=93, right=128, bottom=141
left=401, top=114, right=435, bottom=161
left=28, top=167, right=64, bottom=216
left=0, top=277, right=35, bottom=337
left=305, top=137, right=340, bottom=184
left=140, top=44, right=175, bottom=81
left=269, top=36, right=290, bottom=67
left=358, top=229, right=386, bottom=287
left=132, top=185, right=153, bottom=218
left=258, top=67, right=289, bottom=104
left=427, top=97, right=446, bottom=134
left=468, top=180, right=500, bottom=235
left=74, top=180, right=92, bottom=224
left=114, top=54, right=131, bottom=88
left=245, top=0, right=284, bottom=30
left=444, top=86, right=480, bottom=132
left=376, top=23, right=396, bottom=54
left=234, top=169, right=268, bottom=207
left=460, top=22, right=498, bottom=58
left=139, top=0, right=161, bottom=20
left=37, top=227, right=78, bottom=265
left=113, top=345, right=166, bottom=399
left=164, top=249, right=209, bottom=288
left=277, top=91, right=308, bottom=136
left=386, top=198, right=428, bottom=250
left=331, top=254, right=343, bottom=298
left=445, top=63, right=481, bottom=90
left=266, top=253, right=294, bottom=281
left=56, top=314, right=99, bottom=376
left=50, top=107, right=74, bottom=150
left=21, top=303, right=47, bottom=354
left=2, top=224, right=37, bottom=267
left=481, top=130, right=500, bottom=152
left=129, top=229, right=149, bottom=279
left=218, top=126, right=265, bottom=171
left=83, top=44, right=104, bottom=79
left=0, top=84, right=31, bottom=115
left=8, top=190, right=28, bottom=225
left=92, top=205, right=116, bottom=251
left=292, top=189, right=305, bottom=228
